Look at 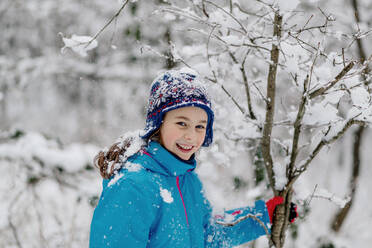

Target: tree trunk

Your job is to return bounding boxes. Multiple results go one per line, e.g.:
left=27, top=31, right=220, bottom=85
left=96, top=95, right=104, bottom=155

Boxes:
left=270, top=190, right=293, bottom=247
left=331, top=126, right=364, bottom=231
left=331, top=0, right=369, bottom=232
left=261, top=11, right=282, bottom=194
left=164, top=27, right=176, bottom=69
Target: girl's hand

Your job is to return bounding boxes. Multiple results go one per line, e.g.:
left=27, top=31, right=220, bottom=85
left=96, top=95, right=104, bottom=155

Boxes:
left=265, top=196, right=298, bottom=223
left=289, top=202, right=298, bottom=223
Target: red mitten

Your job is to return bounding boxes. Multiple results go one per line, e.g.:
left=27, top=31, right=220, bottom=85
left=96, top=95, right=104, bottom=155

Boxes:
left=265, top=196, right=284, bottom=223
left=289, top=202, right=298, bottom=223
left=266, top=197, right=299, bottom=223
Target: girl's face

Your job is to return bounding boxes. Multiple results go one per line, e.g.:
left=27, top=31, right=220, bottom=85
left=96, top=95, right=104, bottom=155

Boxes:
left=159, top=106, right=208, bottom=160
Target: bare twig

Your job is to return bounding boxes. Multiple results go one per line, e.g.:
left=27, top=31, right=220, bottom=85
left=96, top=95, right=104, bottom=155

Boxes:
left=205, top=25, right=246, bottom=114
left=290, top=9, right=333, bottom=36
left=160, top=6, right=214, bottom=27
left=86, top=0, right=130, bottom=47
left=287, top=32, right=330, bottom=58
left=204, top=0, right=248, bottom=34
left=220, top=85, right=246, bottom=115
left=216, top=214, right=270, bottom=239
left=228, top=49, right=258, bottom=119
left=251, top=80, right=268, bottom=102
left=241, top=50, right=257, bottom=120
left=287, top=75, right=309, bottom=177
left=31, top=188, right=48, bottom=246
left=186, top=27, right=271, bottom=52
left=304, top=184, right=318, bottom=208
left=293, top=119, right=365, bottom=179
left=206, top=24, right=220, bottom=84
left=201, top=0, right=209, bottom=18
left=256, top=0, right=276, bottom=12
left=309, top=61, right=355, bottom=98
left=8, top=191, right=24, bottom=248
left=287, top=47, right=319, bottom=177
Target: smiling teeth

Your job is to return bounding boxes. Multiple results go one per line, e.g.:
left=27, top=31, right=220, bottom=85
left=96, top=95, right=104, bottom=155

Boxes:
left=178, top=144, right=193, bottom=150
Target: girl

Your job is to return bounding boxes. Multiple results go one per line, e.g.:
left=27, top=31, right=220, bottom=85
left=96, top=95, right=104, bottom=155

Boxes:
left=89, top=68, right=296, bottom=247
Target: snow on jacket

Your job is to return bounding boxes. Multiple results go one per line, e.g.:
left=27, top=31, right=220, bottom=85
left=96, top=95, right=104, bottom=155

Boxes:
left=89, top=141, right=271, bottom=248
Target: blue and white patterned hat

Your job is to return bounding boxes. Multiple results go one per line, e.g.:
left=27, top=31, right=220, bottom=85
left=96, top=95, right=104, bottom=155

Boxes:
left=142, top=69, right=214, bottom=147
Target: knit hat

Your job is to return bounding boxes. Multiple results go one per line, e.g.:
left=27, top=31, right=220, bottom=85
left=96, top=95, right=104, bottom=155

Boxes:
left=141, top=68, right=214, bottom=147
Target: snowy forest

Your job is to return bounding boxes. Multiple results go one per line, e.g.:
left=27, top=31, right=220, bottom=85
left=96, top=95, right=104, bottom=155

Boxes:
left=1, top=0, right=372, bottom=247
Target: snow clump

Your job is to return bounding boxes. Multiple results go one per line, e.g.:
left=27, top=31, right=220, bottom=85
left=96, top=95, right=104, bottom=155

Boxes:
left=60, top=34, right=98, bottom=57
left=160, top=187, right=174, bottom=203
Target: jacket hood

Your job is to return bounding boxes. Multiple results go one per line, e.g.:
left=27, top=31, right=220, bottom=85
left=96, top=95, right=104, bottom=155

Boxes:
left=129, top=141, right=196, bottom=177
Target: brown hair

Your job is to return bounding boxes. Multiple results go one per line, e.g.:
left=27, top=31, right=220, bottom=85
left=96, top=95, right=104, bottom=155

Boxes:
left=94, top=135, right=142, bottom=179
left=94, top=142, right=123, bottom=179
left=93, top=131, right=160, bottom=179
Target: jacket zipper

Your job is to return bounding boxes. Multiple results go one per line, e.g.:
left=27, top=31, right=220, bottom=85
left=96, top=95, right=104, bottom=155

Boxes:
left=176, top=176, right=189, bottom=226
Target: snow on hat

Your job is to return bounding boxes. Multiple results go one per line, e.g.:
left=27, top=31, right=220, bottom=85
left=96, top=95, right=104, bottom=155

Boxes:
left=142, top=68, right=214, bottom=147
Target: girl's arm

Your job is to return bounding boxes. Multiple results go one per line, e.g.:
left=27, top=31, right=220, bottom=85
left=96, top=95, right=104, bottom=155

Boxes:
left=89, top=176, right=157, bottom=248
left=203, top=200, right=271, bottom=247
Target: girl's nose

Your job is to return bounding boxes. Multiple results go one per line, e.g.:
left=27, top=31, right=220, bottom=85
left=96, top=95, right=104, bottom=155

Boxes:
left=184, top=129, right=196, bottom=141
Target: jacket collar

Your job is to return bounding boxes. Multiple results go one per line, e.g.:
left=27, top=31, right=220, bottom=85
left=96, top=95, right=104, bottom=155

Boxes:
left=138, top=141, right=196, bottom=176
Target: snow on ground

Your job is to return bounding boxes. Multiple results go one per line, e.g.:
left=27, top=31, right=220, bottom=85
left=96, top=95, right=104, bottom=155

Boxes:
left=0, top=132, right=101, bottom=247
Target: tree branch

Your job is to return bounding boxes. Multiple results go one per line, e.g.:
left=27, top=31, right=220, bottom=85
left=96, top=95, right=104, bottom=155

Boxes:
left=261, top=12, right=282, bottom=195
left=309, top=61, right=355, bottom=98
left=205, top=25, right=246, bottom=115
left=287, top=75, right=309, bottom=177
left=331, top=125, right=364, bottom=231
left=216, top=214, right=270, bottom=239
left=241, top=50, right=257, bottom=120
left=293, top=119, right=365, bottom=179
left=229, top=49, right=258, bottom=120
left=86, top=0, right=130, bottom=47
left=8, top=191, right=24, bottom=248
left=287, top=48, right=319, bottom=177
left=204, top=0, right=248, bottom=34
left=331, top=0, right=370, bottom=232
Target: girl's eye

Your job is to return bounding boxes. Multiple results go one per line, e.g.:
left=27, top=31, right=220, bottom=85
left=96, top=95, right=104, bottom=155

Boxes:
left=176, top=122, right=186, bottom=127
left=196, top=125, right=206, bottom=129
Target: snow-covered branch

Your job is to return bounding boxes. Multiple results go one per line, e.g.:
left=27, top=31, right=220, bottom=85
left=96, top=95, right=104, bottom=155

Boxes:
left=262, top=12, right=282, bottom=196
left=293, top=119, right=365, bottom=179
left=309, top=61, right=355, bottom=99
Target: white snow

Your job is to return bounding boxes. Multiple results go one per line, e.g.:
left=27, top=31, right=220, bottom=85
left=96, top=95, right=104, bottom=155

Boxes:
left=350, top=86, right=370, bottom=109
left=108, top=173, right=124, bottom=187
left=324, top=91, right=344, bottom=105
left=0, top=132, right=98, bottom=172
left=314, top=188, right=351, bottom=208
left=275, top=0, right=300, bottom=12
left=273, top=162, right=287, bottom=190
left=220, top=35, right=244, bottom=46
left=322, top=120, right=347, bottom=142
left=0, top=132, right=100, bottom=247
left=160, top=187, right=173, bottom=203
left=302, top=102, right=341, bottom=125
left=286, top=56, right=300, bottom=75
left=104, top=130, right=145, bottom=175
left=224, top=213, right=235, bottom=222
left=60, top=34, right=98, bottom=57
left=125, top=162, right=143, bottom=172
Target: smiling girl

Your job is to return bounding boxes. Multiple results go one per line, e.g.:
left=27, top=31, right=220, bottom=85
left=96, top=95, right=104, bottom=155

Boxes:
left=89, top=68, right=296, bottom=247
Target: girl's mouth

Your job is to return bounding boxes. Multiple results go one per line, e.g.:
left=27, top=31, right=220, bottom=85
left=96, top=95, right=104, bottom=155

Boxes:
left=176, top=143, right=194, bottom=153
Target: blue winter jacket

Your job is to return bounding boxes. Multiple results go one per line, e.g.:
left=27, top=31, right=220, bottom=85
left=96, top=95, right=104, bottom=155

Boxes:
left=90, top=141, right=271, bottom=247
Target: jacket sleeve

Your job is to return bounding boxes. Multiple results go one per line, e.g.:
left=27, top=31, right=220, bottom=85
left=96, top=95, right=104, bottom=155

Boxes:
left=89, top=175, right=158, bottom=248
left=203, top=200, right=271, bottom=247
